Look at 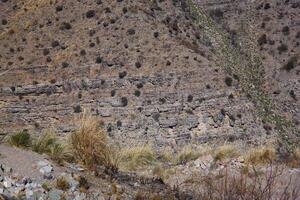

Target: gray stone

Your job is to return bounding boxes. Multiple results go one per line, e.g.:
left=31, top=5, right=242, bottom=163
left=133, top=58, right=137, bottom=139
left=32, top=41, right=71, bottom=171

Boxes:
left=39, top=165, right=53, bottom=174
left=48, top=189, right=63, bottom=200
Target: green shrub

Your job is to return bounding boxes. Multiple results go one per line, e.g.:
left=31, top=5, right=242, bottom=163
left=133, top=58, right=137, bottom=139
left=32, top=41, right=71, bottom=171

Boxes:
left=8, top=130, right=31, bottom=148
left=120, top=145, right=156, bottom=170
left=32, top=131, right=56, bottom=153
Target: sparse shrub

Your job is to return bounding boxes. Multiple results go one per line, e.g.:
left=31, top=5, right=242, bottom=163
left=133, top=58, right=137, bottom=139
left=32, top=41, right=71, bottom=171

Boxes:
left=95, top=56, right=102, bottom=63
left=288, top=148, right=300, bottom=168
left=187, top=95, right=193, bottom=102
left=186, top=165, right=300, bottom=200
left=60, top=22, right=72, bottom=30
left=282, top=56, right=297, bottom=71
left=127, top=28, right=135, bottom=35
left=1, top=19, right=7, bottom=25
left=153, top=32, right=159, bottom=38
left=135, top=62, right=141, bottom=68
left=33, top=131, right=71, bottom=165
left=8, top=130, right=31, bottom=148
left=86, top=10, right=95, bottom=18
left=245, top=146, right=276, bottom=165
left=277, top=44, right=288, bottom=54
left=77, top=176, right=89, bottom=192
left=258, top=34, right=267, bottom=45
left=224, top=77, right=233, bottom=87
left=61, top=62, right=69, bottom=68
left=175, top=145, right=207, bottom=164
left=120, top=145, right=156, bottom=170
left=119, top=71, right=127, bottom=79
left=55, top=176, right=70, bottom=191
left=289, top=90, right=296, bottom=100
left=282, top=26, right=290, bottom=36
left=120, top=97, right=128, bottom=107
left=32, top=131, right=56, bottom=153
left=214, top=145, right=238, bottom=161
left=136, top=82, right=143, bottom=88
left=51, top=40, right=59, bottom=48
left=73, top=105, right=82, bottom=113
left=70, top=112, right=119, bottom=172
left=134, top=90, right=141, bottom=97
left=55, top=5, right=63, bottom=12
left=209, top=8, right=224, bottom=22
left=48, top=143, right=71, bottom=165
left=111, top=90, right=116, bottom=97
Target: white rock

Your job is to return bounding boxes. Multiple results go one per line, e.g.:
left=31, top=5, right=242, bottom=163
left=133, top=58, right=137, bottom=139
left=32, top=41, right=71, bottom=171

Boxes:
left=39, top=166, right=53, bottom=174
left=3, top=177, right=13, bottom=188
left=37, top=160, right=50, bottom=167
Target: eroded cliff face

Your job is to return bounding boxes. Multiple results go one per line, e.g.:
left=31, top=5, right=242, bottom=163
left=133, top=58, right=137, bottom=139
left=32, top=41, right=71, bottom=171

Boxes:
left=0, top=0, right=298, bottom=148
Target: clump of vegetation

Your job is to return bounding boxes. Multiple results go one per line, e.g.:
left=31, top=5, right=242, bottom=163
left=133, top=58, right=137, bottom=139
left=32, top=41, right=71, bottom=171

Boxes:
left=175, top=145, right=208, bottom=164
left=282, top=56, right=297, bottom=71
left=55, top=176, right=70, bottom=191
left=70, top=112, right=119, bottom=172
left=214, top=145, right=239, bottom=161
left=277, top=44, right=288, bottom=54
left=120, top=145, right=156, bottom=170
left=185, top=165, right=300, bottom=200
left=8, top=130, right=31, bottom=148
left=32, top=131, right=57, bottom=153
left=224, top=77, right=233, bottom=87
left=287, top=148, right=300, bottom=168
left=244, top=146, right=276, bottom=165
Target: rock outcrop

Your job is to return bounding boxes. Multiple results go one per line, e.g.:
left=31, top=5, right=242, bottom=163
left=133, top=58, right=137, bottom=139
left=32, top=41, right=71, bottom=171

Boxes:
left=0, top=0, right=299, bottom=147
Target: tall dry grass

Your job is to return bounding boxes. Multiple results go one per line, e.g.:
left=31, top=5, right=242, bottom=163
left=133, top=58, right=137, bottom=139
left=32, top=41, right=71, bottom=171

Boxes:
left=70, top=112, right=119, bottom=173
left=183, top=164, right=300, bottom=200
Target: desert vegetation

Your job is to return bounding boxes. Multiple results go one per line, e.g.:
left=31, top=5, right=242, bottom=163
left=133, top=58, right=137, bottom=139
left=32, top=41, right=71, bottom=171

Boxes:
left=4, top=113, right=300, bottom=199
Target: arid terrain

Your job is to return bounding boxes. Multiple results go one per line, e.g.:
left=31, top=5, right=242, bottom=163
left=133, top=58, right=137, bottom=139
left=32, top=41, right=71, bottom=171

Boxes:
left=0, top=0, right=299, bottom=199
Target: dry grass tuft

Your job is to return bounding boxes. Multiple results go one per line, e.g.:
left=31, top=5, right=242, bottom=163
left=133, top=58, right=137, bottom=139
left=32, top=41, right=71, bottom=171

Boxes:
left=175, top=145, right=209, bottom=164
left=120, top=145, right=156, bottom=170
left=55, top=176, right=70, bottom=191
left=8, top=130, right=31, bottom=148
left=32, top=131, right=71, bottom=165
left=70, top=112, right=119, bottom=172
left=183, top=165, right=300, bottom=200
left=214, top=145, right=239, bottom=161
left=32, top=131, right=57, bottom=153
left=287, top=148, right=300, bottom=168
left=245, top=146, right=276, bottom=165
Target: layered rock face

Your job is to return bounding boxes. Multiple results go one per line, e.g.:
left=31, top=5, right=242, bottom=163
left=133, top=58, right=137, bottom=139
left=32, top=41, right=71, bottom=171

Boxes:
left=0, top=0, right=298, bottom=147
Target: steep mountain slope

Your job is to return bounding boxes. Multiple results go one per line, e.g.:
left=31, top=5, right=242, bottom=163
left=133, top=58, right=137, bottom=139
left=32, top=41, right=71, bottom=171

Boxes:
left=0, top=0, right=299, bottom=149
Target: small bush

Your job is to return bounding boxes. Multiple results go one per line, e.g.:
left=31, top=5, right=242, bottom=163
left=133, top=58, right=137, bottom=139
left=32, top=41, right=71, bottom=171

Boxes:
left=214, top=145, right=239, bottom=161
left=32, top=131, right=56, bottom=153
left=70, top=112, right=119, bottom=172
left=282, top=56, right=297, bottom=71
left=277, top=44, right=288, bottom=54
left=175, top=145, right=207, bottom=164
left=33, top=131, right=71, bottom=165
left=55, top=176, right=70, bottom=191
left=120, top=145, right=156, bottom=170
left=86, top=10, right=95, bottom=18
left=8, top=130, right=31, bottom=148
left=186, top=165, right=300, bottom=200
left=224, top=77, right=233, bottom=87
left=287, top=148, right=300, bottom=168
left=120, top=97, right=128, bottom=107
left=245, top=146, right=276, bottom=165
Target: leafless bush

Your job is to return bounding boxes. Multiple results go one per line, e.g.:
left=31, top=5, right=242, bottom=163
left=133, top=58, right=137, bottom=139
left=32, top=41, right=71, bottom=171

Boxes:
left=182, top=164, right=300, bottom=200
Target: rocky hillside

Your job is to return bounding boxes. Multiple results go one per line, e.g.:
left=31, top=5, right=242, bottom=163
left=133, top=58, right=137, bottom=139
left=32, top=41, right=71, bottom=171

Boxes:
left=0, top=0, right=299, bottom=149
